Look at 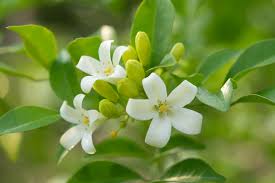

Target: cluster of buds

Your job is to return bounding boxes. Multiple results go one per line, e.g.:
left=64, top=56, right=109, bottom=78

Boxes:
left=59, top=31, right=202, bottom=154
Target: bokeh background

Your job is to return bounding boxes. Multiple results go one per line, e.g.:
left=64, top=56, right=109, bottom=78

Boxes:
left=1, top=0, right=275, bottom=183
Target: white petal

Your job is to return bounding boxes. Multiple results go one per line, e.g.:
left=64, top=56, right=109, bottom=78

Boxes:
left=99, top=40, right=113, bottom=66
left=145, top=116, right=171, bottom=148
left=109, top=65, right=126, bottom=79
left=126, top=99, right=156, bottom=120
left=81, top=132, right=96, bottom=154
left=142, top=73, right=167, bottom=104
left=80, top=76, right=98, bottom=93
left=112, top=46, right=127, bottom=66
left=60, top=102, right=81, bottom=124
left=170, top=108, right=202, bottom=135
left=87, top=110, right=101, bottom=124
left=76, top=56, right=102, bottom=75
left=60, top=125, right=84, bottom=150
left=167, top=80, right=197, bottom=107
left=73, top=94, right=85, bottom=109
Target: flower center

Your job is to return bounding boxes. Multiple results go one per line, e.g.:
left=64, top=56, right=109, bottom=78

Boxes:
left=158, top=103, right=169, bottom=113
left=104, top=66, right=114, bottom=76
left=82, top=116, right=89, bottom=126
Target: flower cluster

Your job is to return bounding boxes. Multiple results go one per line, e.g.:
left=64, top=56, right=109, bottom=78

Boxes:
left=59, top=32, right=203, bottom=154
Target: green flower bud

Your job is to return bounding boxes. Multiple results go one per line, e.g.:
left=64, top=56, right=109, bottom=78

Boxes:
left=93, top=80, right=119, bottom=102
left=122, top=45, right=138, bottom=65
left=126, top=59, right=145, bottom=86
left=99, top=99, right=120, bottom=118
left=135, top=31, right=151, bottom=67
left=170, top=42, right=185, bottom=61
left=117, top=78, right=139, bottom=98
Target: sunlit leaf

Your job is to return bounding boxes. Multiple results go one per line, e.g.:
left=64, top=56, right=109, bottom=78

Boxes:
left=67, top=161, right=143, bottom=183
left=198, top=49, right=239, bottom=81
left=0, top=106, right=60, bottom=135
left=131, top=0, right=175, bottom=66
left=50, top=51, right=81, bottom=105
left=227, top=39, right=275, bottom=80
left=157, top=158, right=225, bottom=183
left=232, top=86, right=275, bottom=106
left=196, top=79, right=236, bottom=111
left=67, top=36, right=101, bottom=64
left=7, top=24, right=58, bottom=69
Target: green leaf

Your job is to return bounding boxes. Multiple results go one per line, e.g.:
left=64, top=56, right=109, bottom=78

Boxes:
left=196, top=79, right=236, bottom=112
left=131, top=0, right=175, bottom=67
left=67, top=161, right=143, bottom=183
left=198, top=49, right=239, bottom=81
left=93, top=138, right=150, bottom=158
left=0, top=106, right=60, bottom=135
left=0, top=62, right=46, bottom=81
left=0, top=44, right=23, bottom=55
left=158, top=158, right=225, bottom=183
left=147, top=54, right=177, bottom=72
left=7, top=24, right=58, bottom=69
left=227, top=39, right=275, bottom=80
left=67, top=36, right=101, bottom=64
left=232, top=86, right=275, bottom=106
left=50, top=51, right=81, bottom=105
left=161, top=134, right=205, bottom=153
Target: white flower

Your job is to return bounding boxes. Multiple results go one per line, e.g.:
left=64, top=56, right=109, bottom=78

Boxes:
left=126, top=73, right=203, bottom=148
left=59, top=94, right=103, bottom=154
left=76, top=40, right=127, bottom=93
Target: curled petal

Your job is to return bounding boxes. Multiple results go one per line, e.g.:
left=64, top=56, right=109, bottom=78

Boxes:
left=142, top=73, right=167, bottom=104
left=145, top=116, right=171, bottom=148
left=126, top=99, right=156, bottom=120
left=112, top=46, right=127, bottom=66
left=60, top=102, right=81, bottom=124
left=167, top=80, right=197, bottom=107
left=99, top=40, right=113, bottom=66
left=73, top=94, right=85, bottom=109
left=80, top=76, right=98, bottom=93
left=60, top=125, right=84, bottom=150
left=81, top=132, right=96, bottom=154
left=76, top=56, right=102, bottom=76
left=170, top=108, right=202, bottom=135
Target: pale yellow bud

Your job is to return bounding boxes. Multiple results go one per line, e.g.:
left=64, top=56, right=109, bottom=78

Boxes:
left=135, top=31, right=151, bottom=67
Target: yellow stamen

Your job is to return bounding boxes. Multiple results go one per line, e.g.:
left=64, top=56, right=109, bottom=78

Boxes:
left=104, top=66, right=114, bottom=76
left=82, top=116, right=89, bottom=125
left=110, top=130, right=118, bottom=138
left=159, top=103, right=169, bottom=113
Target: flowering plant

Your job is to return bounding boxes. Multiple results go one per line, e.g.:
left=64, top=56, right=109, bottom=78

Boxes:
left=1, top=0, right=275, bottom=182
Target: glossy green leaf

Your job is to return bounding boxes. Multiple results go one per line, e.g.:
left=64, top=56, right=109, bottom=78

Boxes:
left=67, top=161, right=143, bottom=183
left=232, top=86, right=275, bottom=106
left=0, top=62, right=45, bottom=81
left=7, top=24, right=58, bottom=69
left=67, top=36, right=101, bottom=64
left=196, top=79, right=236, bottom=112
left=147, top=54, right=177, bottom=72
left=0, top=106, right=60, bottom=135
left=50, top=51, right=81, bottom=105
left=161, top=134, right=205, bottom=153
left=198, top=49, right=239, bottom=80
left=227, top=39, right=275, bottom=80
left=94, top=138, right=150, bottom=158
left=131, top=0, right=175, bottom=66
left=157, top=158, right=225, bottom=183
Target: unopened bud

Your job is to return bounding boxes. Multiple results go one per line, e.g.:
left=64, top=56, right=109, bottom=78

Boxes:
left=110, top=130, right=118, bottom=138
left=99, top=99, right=120, bottom=118
left=126, top=60, right=145, bottom=86
left=170, top=42, right=185, bottom=61
left=135, top=32, right=151, bottom=67
left=122, top=46, right=138, bottom=65
left=117, top=78, right=139, bottom=98
left=93, top=80, right=119, bottom=102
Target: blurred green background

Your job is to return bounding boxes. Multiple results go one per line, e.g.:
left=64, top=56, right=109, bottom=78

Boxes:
left=1, top=0, right=275, bottom=182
